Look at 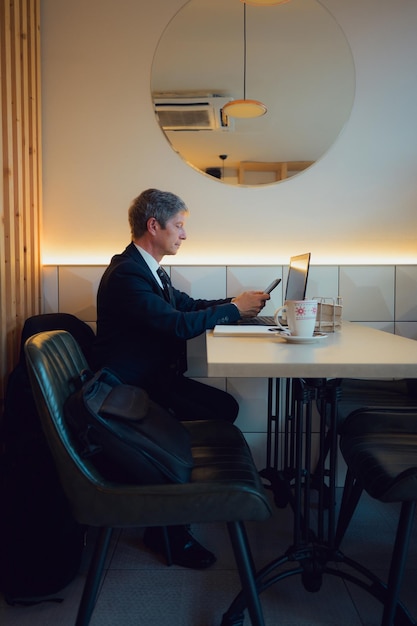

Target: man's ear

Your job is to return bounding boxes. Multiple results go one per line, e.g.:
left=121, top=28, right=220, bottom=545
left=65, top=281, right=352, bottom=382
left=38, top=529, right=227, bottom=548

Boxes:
left=147, top=217, right=158, bottom=236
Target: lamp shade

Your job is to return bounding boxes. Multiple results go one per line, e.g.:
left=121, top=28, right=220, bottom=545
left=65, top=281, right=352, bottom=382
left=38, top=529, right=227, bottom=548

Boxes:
left=222, top=99, right=267, bottom=119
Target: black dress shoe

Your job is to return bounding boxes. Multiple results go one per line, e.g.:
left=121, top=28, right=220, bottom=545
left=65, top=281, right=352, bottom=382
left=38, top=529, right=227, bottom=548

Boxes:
left=143, top=525, right=216, bottom=570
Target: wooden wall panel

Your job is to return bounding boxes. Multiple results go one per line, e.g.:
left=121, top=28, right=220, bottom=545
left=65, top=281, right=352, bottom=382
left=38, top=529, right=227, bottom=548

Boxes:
left=0, top=0, right=42, bottom=410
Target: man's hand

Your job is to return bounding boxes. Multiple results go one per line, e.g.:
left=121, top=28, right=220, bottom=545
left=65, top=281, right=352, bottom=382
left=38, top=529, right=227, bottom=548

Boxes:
left=232, top=291, right=270, bottom=318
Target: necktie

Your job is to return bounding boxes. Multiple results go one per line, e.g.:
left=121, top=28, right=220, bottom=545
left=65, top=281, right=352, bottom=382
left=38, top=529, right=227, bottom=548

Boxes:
left=157, top=267, right=174, bottom=305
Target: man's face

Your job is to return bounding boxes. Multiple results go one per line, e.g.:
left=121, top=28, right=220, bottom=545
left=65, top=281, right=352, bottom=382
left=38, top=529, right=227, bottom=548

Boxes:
left=156, top=210, right=187, bottom=256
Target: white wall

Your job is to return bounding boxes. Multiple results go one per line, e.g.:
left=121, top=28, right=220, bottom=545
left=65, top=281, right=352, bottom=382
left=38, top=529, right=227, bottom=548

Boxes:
left=40, top=0, right=417, bottom=267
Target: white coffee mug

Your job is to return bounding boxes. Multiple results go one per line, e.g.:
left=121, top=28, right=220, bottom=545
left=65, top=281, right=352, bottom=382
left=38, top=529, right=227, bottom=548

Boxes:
left=274, top=300, right=318, bottom=337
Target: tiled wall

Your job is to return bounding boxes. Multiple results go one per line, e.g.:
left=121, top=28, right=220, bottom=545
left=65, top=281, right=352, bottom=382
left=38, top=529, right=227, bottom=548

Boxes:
left=43, top=264, right=417, bottom=478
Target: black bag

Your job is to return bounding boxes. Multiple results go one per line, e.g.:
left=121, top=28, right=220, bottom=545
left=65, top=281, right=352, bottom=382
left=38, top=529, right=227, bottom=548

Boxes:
left=64, top=368, right=194, bottom=485
left=0, top=362, right=85, bottom=605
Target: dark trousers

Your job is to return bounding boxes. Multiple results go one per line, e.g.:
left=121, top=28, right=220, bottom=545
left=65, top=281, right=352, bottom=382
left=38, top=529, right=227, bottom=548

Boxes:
left=145, top=374, right=239, bottom=550
left=148, top=374, right=239, bottom=423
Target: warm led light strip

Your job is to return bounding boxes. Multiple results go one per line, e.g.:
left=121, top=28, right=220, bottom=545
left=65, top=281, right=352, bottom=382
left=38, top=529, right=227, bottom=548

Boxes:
left=43, top=252, right=417, bottom=266
left=240, top=0, right=291, bottom=5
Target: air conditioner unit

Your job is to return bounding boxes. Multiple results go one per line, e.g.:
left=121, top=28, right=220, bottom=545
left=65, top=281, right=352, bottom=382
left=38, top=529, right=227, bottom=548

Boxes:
left=154, top=97, right=234, bottom=131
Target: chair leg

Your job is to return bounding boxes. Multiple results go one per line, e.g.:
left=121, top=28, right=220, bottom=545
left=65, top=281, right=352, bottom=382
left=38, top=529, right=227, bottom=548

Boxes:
left=75, top=527, right=113, bottom=626
left=382, top=500, right=416, bottom=626
left=227, top=521, right=265, bottom=626
left=161, top=526, right=173, bottom=566
left=335, top=468, right=363, bottom=549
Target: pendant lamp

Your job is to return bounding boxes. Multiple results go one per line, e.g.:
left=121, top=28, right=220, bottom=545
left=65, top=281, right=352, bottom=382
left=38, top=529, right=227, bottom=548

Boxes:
left=219, top=154, right=228, bottom=179
left=222, top=4, right=267, bottom=120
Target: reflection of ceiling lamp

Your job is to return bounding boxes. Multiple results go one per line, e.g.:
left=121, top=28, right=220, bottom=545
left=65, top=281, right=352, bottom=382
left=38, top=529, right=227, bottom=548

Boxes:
left=222, top=4, right=267, bottom=120
left=241, top=0, right=291, bottom=5
left=219, top=154, right=228, bottom=179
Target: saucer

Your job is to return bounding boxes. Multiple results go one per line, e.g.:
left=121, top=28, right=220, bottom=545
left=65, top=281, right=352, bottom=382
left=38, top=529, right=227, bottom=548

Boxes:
left=276, top=332, right=328, bottom=344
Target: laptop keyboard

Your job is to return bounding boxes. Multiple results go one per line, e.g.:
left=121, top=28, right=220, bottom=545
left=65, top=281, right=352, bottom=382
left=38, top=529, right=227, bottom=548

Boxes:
left=240, top=315, right=276, bottom=326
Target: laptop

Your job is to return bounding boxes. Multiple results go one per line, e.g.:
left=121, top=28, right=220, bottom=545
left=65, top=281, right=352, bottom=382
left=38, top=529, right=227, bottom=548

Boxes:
left=239, top=252, right=311, bottom=326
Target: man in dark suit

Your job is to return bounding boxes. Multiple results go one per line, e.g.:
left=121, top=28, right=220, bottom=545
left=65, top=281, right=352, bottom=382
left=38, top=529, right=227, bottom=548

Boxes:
left=94, top=188, right=269, bottom=569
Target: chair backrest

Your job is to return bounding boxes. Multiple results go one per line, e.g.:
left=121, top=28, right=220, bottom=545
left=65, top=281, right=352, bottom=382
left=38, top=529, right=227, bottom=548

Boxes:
left=24, top=330, right=112, bottom=524
left=19, top=313, right=95, bottom=367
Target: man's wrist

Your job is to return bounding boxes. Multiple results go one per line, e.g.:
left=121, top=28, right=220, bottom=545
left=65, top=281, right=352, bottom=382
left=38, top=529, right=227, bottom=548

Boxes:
left=230, top=300, right=242, bottom=319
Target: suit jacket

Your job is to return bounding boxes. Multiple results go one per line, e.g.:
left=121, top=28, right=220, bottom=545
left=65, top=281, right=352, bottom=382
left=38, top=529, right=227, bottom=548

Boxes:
left=93, top=243, right=240, bottom=386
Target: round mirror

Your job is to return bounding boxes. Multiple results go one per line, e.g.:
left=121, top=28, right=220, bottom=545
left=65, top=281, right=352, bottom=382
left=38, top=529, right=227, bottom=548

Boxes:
left=151, top=0, right=355, bottom=186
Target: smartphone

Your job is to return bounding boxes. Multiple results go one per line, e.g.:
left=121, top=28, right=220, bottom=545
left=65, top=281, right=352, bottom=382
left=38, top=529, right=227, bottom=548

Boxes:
left=264, top=278, right=281, bottom=294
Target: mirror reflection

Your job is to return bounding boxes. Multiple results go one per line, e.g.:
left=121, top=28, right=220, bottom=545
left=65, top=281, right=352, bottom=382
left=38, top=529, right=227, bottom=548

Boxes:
left=151, top=0, right=355, bottom=186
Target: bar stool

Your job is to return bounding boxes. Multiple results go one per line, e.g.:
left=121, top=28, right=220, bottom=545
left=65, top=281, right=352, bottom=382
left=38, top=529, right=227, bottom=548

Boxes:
left=336, top=407, right=417, bottom=626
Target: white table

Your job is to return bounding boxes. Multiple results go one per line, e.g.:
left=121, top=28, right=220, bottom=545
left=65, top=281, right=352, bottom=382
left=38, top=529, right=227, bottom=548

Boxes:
left=210, top=323, right=417, bottom=626
left=207, top=322, right=417, bottom=379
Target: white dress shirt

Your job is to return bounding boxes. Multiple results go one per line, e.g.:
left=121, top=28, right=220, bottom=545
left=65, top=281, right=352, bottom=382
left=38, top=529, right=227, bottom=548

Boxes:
left=133, top=243, right=164, bottom=289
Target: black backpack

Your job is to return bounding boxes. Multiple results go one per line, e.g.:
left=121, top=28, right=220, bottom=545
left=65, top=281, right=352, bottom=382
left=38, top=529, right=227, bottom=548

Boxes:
left=0, top=314, right=94, bottom=605
left=64, top=367, right=194, bottom=486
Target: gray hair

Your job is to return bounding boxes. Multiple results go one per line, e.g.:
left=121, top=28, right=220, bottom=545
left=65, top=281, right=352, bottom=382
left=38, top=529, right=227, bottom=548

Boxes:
left=128, top=188, right=188, bottom=239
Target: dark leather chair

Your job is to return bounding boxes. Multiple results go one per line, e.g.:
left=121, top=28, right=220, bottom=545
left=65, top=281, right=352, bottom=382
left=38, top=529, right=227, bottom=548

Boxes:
left=19, top=312, right=96, bottom=366
left=24, top=329, right=272, bottom=626
left=336, top=407, right=417, bottom=626
left=336, top=377, right=417, bottom=425
left=311, top=376, right=417, bottom=480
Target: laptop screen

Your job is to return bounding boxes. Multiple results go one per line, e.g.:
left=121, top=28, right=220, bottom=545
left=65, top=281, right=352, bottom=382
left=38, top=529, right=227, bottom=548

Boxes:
left=284, top=253, right=311, bottom=301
